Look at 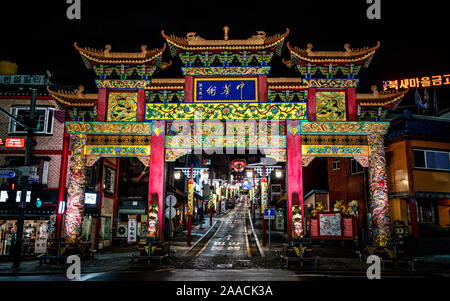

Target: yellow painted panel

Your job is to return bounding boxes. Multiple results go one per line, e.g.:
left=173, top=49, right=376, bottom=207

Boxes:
left=84, top=145, right=150, bottom=156
left=301, top=145, right=369, bottom=156
left=414, top=170, right=450, bottom=193
left=386, top=141, right=409, bottom=193
left=107, top=92, right=138, bottom=122
left=389, top=199, right=409, bottom=228
left=411, top=140, right=450, bottom=150
left=438, top=206, right=450, bottom=228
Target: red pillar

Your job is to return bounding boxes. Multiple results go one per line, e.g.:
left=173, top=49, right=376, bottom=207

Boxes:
left=307, top=88, right=316, bottom=121
left=56, top=122, right=70, bottom=241
left=262, top=165, right=267, bottom=246
left=286, top=120, right=304, bottom=241
left=97, top=88, right=108, bottom=121
left=185, top=76, right=194, bottom=102
left=112, top=158, right=121, bottom=242
left=258, top=75, right=267, bottom=102
left=187, top=164, right=194, bottom=246
left=346, top=88, right=357, bottom=121
left=94, top=158, right=104, bottom=250
left=148, top=120, right=166, bottom=240
left=136, top=89, right=146, bottom=121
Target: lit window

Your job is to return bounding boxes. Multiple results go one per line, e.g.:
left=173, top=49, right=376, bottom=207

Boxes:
left=9, top=106, right=54, bottom=135
left=413, top=149, right=450, bottom=171
left=418, top=200, right=436, bottom=224
left=331, top=160, right=340, bottom=171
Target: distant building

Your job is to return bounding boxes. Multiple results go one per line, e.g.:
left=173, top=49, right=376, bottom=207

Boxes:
left=0, top=81, right=65, bottom=256
left=386, top=110, right=450, bottom=238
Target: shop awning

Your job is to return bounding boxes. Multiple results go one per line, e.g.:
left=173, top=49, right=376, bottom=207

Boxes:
left=416, top=191, right=450, bottom=199
left=118, top=201, right=147, bottom=215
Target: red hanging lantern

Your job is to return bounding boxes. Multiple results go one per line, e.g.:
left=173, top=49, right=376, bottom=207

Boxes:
left=230, top=159, right=247, bottom=172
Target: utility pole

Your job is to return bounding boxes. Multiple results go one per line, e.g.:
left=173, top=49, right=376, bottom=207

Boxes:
left=12, top=88, right=36, bottom=268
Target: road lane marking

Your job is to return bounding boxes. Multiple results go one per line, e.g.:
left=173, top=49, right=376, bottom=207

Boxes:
left=182, top=220, right=220, bottom=256
left=153, top=267, right=174, bottom=273
left=76, top=272, right=105, bottom=281
left=195, top=220, right=223, bottom=257
left=247, top=209, right=264, bottom=257
left=244, top=209, right=251, bottom=258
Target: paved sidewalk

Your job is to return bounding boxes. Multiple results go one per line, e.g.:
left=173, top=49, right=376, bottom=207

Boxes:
left=0, top=245, right=139, bottom=276
left=170, top=214, right=223, bottom=256
left=249, top=206, right=450, bottom=274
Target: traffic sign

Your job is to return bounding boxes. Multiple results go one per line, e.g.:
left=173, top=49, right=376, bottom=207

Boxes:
left=165, top=195, right=177, bottom=207
left=264, top=208, right=275, bottom=219
left=5, top=138, right=25, bottom=148
left=0, top=170, right=15, bottom=178
left=165, top=207, right=176, bottom=219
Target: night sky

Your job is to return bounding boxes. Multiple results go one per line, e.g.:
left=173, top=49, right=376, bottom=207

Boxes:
left=1, top=0, right=449, bottom=111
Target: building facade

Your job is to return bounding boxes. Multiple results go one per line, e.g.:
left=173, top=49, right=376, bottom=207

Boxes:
left=0, top=84, right=63, bottom=256
left=386, top=111, right=450, bottom=239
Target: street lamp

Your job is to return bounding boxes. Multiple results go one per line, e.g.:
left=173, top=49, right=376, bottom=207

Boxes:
left=174, top=170, right=181, bottom=180
left=275, top=169, right=282, bottom=178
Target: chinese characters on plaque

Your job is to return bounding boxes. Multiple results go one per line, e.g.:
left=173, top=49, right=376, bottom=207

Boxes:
left=195, top=78, right=258, bottom=102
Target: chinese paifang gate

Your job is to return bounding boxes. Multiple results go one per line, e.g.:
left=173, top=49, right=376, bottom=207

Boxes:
left=47, top=27, right=407, bottom=247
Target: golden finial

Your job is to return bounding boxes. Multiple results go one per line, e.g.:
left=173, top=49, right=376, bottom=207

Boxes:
left=104, top=44, right=112, bottom=56
left=282, top=58, right=292, bottom=68
left=161, top=60, right=173, bottom=70
left=223, top=26, right=230, bottom=41
left=344, top=43, right=351, bottom=52
left=371, top=85, right=379, bottom=96
left=306, top=43, right=313, bottom=55
left=76, top=85, right=85, bottom=97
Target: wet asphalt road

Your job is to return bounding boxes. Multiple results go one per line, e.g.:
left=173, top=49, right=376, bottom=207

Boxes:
left=194, top=195, right=250, bottom=260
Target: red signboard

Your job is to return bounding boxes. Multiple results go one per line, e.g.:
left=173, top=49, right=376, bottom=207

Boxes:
left=309, top=212, right=356, bottom=241
left=310, top=218, right=319, bottom=237
left=5, top=138, right=25, bottom=148
left=343, top=217, right=354, bottom=239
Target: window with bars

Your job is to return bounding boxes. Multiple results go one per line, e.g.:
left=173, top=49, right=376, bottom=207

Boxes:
left=350, top=158, right=364, bottom=175
left=331, top=160, right=340, bottom=171
left=413, top=149, right=450, bottom=171
left=9, top=106, right=54, bottom=135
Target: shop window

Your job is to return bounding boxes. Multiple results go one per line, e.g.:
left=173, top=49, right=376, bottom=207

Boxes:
left=103, top=165, right=116, bottom=195
left=418, top=200, right=436, bottom=224
left=100, top=216, right=111, bottom=241
left=350, top=158, right=364, bottom=175
left=4, top=157, right=50, bottom=186
left=85, top=161, right=100, bottom=191
left=331, top=160, right=340, bottom=171
left=9, top=106, right=54, bottom=135
left=81, top=216, right=93, bottom=241
left=414, top=149, right=450, bottom=171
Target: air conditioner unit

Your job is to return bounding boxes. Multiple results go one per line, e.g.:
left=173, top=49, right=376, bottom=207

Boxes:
left=116, top=223, right=128, bottom=238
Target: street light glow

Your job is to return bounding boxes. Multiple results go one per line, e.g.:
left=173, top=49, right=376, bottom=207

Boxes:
left=275, top=169, right=282, bottom=178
